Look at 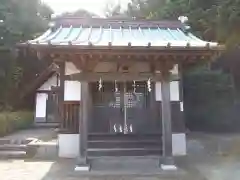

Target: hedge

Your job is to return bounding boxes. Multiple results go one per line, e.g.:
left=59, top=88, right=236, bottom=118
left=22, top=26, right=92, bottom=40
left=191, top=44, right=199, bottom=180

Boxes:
left=0, top=111, right=34, bottom=136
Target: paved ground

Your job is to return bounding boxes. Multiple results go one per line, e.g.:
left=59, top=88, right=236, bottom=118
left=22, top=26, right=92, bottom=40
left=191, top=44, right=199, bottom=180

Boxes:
left=1, top=131, right=240, bottom=180
left=0, top=158, right=193, bottom=180
left=186, top=133, right=240, bottom=180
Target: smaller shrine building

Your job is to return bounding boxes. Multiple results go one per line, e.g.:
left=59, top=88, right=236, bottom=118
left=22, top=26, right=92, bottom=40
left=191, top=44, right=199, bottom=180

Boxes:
left=18, top=17, right=222, bottom=170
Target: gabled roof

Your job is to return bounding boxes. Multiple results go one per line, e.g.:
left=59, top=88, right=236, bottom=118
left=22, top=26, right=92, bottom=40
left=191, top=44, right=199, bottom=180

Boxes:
left=20, top=63, right=59, bottom=99
left=22, top=17, right=219, bottom=49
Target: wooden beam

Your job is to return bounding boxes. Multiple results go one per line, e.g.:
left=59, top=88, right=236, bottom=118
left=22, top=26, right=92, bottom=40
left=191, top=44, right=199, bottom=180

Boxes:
left=36, top=90, right=51, bottom=94
left=65, top=72, right=179, bottom=82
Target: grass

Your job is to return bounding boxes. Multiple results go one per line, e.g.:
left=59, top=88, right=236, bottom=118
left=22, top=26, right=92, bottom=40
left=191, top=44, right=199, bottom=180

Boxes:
left=0, top=111, right=34, bottom=136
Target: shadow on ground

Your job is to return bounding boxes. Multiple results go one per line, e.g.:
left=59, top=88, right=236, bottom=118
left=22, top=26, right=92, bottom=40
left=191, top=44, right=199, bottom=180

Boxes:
left=1, top=132, right=240, bottom=180
left=30, top=157, right=205, bottom=180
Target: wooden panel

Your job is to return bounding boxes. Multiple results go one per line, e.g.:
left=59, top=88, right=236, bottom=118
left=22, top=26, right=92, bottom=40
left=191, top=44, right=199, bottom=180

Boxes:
left=171, top=102, right=185, bottom=133
left=156, top=101, right=185, bottom=133
left=61, top=102, right=80, bottom=133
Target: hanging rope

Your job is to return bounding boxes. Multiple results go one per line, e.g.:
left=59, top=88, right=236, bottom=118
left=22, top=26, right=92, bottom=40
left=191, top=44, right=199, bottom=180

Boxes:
left=133, top=80, right=136, bottom=93
left=147, top=78, right=151, bottom=92
left=115, top=80, right=118, bottom=92
left=98, top=78, right=102, bottom=91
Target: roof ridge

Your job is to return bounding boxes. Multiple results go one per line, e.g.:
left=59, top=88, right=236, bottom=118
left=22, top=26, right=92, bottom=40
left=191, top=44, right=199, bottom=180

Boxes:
left=51, top=17, right=184, bottom=29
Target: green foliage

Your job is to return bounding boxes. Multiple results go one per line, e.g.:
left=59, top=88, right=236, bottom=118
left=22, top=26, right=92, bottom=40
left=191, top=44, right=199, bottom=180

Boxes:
left=126, top=0, right=240, bottom=46
left=0, top=0, right=53, bottom=109
left=0, top=111, right=33, bottom=136
left=183, top=67, right=236, bottom=132
left=0, top=0, right=53, bottom=46
left=123, top=0, right=240, bottom=131
left=58, top=9, right=98, bottom=18
left=104, top=2, right=122, bottom=17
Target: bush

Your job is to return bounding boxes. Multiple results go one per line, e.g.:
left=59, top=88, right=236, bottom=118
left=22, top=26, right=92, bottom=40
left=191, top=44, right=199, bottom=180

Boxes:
left=0, top=111, right=33, bottom=136
left=183, top=67, right=235, bottom=132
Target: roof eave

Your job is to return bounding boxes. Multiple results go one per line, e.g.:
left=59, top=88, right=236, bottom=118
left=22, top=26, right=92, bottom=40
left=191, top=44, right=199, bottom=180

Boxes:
left=18, top=43, right=225, bottom=52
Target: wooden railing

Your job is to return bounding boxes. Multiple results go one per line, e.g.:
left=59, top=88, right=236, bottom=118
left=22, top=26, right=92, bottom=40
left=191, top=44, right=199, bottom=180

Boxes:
left=61, top=101, right=80, bottom=133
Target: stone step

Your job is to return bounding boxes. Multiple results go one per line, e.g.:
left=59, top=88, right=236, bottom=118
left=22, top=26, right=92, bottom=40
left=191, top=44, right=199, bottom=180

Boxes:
left=88, top=133, right=162, bottom=141
left=88, top=148, right=162, bottom=156
left=0, top=151, right=27, bottom=159
left=34, top=122, right=59, bottom=128
left=0, top=144, right=28, bottom=151
left=88, top=140, right=162, bottom=149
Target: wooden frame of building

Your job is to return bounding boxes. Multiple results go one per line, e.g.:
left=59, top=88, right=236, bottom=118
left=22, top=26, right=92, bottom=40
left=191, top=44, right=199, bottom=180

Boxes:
left=18, top=17, right=223, bottom=171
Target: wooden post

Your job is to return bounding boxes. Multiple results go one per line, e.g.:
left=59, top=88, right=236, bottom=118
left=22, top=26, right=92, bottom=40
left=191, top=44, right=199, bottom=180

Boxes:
left=160, top=71, right=175, bottom=169
left=76, top=81, right=90, bottom=171
left=59, top=62, right=65, bottom=130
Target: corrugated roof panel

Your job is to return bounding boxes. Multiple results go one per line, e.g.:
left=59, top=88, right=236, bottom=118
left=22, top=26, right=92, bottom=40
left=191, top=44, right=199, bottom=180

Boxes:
left=50, top=27, right=71, bottom=43
left=167, top=28, right=182, bottom=41
left=187, top=33, right=205, bottom=43
left=94, top=28, right=111, bottom=46
left=64, top=27, right=82, bottom=42
left=144, top=28, right=169, bottom=46
left=155, top=28, right=168, bottom=41
left=110, top=28, right=126, bottom=46
left=88, top=27, right=103, bottom=44
left=29, top=29, right=52, bottom=43
left=158, top=28, right=174, bottom=41
left=124, top=28, right=146, bottom=46
left=122, top=28, right=134, bottom=45
left=74, top=27, right=92, bottom=45
left=173, top=28, right=190, bottom=41
left=40, top=26, right=63, bottom=43
left=130, top=28, right=148, bottom=46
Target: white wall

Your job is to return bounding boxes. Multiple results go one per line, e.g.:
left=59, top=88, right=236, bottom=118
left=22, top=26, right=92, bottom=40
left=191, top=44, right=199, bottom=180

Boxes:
left=155, top=81, right=180, bottom=101
left=64, top=81, right=81, bottom=101
left=38, top=74, right=58, bottom=91
left=172, top=133, right=186, bottom=156
left=58, top=134, right=80, bottom=158
left=35, top=93, right=48, bottom=119
left=64, top=62, right=81, bottom=101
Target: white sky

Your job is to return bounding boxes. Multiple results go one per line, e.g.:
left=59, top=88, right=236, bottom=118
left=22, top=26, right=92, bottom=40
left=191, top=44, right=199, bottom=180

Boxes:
left=42, top=0, right=130, bottom=16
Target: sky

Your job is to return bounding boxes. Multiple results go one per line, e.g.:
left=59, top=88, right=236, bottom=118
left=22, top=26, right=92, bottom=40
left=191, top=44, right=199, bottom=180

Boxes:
left=42, top=0, right=130, bottom=16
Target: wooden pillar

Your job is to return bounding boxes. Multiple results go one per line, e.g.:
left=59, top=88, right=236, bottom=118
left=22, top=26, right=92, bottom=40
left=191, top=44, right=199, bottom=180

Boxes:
left=160, top=71, right=175, bottom=167
left=59, top=62, right=65, bottom=130
left=76, top=81, right=90, bottom=170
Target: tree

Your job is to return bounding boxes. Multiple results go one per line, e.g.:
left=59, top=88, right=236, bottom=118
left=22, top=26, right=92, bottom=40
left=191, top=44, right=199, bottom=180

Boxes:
left=0, top=0, right=52, bottom=46
left=58, top=9, right=98, bottom=18
left=126, top=0, right=240, bottom=45
left=0, top=0, right=53, bottom=109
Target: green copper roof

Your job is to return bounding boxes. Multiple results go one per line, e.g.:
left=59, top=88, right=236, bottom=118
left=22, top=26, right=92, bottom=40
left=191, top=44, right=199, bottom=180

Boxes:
left=28, top=18, right=218, bottom=48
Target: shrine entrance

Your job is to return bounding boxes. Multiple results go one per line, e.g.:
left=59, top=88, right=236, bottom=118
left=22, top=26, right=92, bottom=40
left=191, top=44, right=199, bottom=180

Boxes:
left=90, top=81, right=161, bottom=135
